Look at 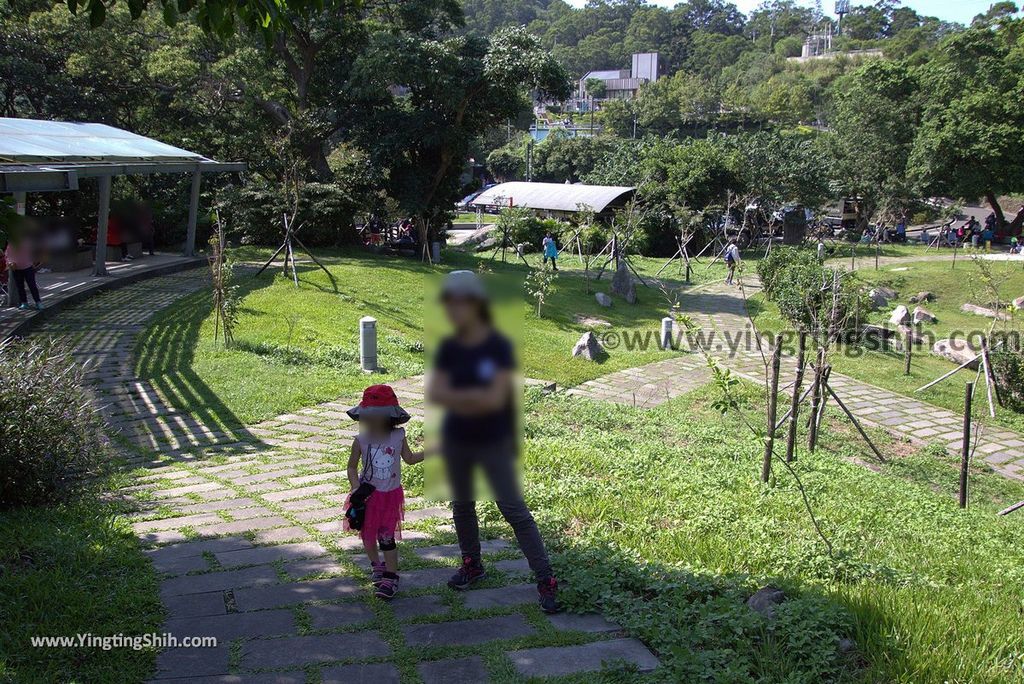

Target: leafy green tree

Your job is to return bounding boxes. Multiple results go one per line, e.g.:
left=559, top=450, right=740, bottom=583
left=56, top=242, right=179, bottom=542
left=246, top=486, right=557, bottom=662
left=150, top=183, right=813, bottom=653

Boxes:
left=352, top=26, right=570, bottom=245
left=908, top=23, right=1024, bottom=231
left=825, top=60, right=921, bottom=228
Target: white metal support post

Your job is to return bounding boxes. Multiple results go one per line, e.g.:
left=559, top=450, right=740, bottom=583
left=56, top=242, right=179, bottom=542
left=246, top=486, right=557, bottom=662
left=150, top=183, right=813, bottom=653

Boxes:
left=185, top=170, right=202, bottom=257
left=93, top=176, right=111, bottom=276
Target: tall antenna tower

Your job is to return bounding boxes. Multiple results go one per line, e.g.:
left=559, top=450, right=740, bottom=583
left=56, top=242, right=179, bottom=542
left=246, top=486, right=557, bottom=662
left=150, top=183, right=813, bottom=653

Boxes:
left=834, top=0, right=850, bottom=35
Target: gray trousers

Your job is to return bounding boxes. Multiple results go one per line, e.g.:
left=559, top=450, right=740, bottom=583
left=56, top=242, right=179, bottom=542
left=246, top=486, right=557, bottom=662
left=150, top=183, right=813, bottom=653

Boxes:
left=444, top=437, right=552, bottom=581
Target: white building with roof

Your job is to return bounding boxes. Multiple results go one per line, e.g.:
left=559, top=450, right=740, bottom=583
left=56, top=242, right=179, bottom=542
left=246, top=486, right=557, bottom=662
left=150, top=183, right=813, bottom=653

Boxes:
left=578, top=52, right=664, bottom=101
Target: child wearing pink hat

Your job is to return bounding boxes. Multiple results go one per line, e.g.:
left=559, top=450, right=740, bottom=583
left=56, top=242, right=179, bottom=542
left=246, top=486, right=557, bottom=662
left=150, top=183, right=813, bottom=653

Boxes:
left=344, top=384, right=423, bottom=600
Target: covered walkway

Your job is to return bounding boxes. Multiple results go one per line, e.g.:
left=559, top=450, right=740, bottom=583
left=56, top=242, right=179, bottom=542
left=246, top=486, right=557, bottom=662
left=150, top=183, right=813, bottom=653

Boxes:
left=0, top=118, right=243, bottom=304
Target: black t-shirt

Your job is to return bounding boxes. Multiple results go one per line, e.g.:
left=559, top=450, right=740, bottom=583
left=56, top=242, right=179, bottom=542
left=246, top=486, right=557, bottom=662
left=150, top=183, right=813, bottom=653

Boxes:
left=435, top=331, right=516, bottom=444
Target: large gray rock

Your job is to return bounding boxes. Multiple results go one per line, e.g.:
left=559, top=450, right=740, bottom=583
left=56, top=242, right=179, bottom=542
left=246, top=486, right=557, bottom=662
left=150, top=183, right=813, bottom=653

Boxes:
left=475, top=236, right=498, bottom=252
left=869, top=286, right=897, bottom=308
left=932, top=338, right=980, bottom=369
left=909, top=291, right=934, bottom=304
left=912, top=306, right=937, bottom=324
left=610, top=261, right=637, bottom=304
left=1013, top=295, right=1024, bottom=309
left=746, top=585, right=786, bottom=619
left=889, top=305, right=910, bottom=326
left=572, top=331, right=604, bottom=361
left=961, top=303, right=1010, bottom=321
left=595, top=292, right=612, bottom=307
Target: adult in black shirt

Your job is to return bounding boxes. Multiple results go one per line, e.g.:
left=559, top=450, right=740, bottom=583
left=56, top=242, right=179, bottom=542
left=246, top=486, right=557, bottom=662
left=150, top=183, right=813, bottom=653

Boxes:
left=428, top=270, right=560, bottom=613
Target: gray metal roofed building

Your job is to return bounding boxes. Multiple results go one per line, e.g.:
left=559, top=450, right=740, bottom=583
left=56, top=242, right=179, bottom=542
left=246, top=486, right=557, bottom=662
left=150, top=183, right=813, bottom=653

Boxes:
left=0, top=118, right=245, bottom=277
left=471, top=182, right=636, bottom=217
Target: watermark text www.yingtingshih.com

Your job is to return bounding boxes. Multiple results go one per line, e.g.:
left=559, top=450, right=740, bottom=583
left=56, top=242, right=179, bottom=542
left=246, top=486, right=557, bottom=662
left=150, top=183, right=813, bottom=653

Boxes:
left=30, top=633, right=217, bottom=651
left=597, top=327, right=1022, bottom=357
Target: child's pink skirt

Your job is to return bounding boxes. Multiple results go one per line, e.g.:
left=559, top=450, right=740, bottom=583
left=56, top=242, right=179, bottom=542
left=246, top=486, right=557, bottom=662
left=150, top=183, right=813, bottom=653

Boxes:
left=343, top=486, right=404, bottom=545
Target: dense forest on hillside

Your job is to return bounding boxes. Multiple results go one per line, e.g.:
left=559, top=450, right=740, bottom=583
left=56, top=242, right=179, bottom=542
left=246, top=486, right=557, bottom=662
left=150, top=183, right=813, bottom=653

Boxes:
left=2, top=0, right=1023, bottom=254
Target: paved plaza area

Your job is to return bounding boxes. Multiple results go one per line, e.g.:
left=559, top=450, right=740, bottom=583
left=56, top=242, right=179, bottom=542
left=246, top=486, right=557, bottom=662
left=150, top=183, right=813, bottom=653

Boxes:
left=31, top=272, right=659, bottom=682
left=17, top=261, right=1024, bottom=681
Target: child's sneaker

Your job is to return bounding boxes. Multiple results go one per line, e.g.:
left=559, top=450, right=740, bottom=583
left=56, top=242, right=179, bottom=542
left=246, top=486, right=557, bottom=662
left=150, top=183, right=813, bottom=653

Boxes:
left=448, top=556, right=486, bottom=590
left=537, top=577, right=562, bottom=614
left=375, top=573, right=399, bottom=600
left=370, top=561, right=386, bottom=586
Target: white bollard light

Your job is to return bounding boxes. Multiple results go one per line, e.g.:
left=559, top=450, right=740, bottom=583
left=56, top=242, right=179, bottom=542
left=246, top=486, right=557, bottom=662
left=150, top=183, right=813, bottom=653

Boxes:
left=661, top=316, right=674, bottom=350
left=360, top=316, right=377, bottom=372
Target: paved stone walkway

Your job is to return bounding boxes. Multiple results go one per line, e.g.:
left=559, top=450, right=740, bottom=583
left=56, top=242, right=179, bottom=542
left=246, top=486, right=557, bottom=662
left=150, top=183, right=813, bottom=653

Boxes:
left=568, top=278, right=1024, bottom=482
left=31, top=273, right=661, bottom=683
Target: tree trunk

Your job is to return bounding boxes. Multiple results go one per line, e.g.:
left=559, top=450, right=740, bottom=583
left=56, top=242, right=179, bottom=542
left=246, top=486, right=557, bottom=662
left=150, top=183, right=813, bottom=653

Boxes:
left=985, top=191, right=1006, bottom=230
left=1009, top=206, right=1024, bottom=236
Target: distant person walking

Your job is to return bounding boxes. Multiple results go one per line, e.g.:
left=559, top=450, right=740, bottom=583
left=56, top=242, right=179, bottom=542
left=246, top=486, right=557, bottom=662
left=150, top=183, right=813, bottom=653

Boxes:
left=724, top=238, right=741, bottom=285
left=541, top=232, right=558, bottom=271
left=5, top=227, right=42, bottom=311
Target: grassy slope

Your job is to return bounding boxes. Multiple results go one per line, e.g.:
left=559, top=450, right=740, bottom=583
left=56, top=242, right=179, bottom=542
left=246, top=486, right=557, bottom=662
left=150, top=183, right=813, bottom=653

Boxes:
left=0, top=488, right=163, bottom=683
left=136, top=249, right=677, bottom=425
left=750, top=256, right=1024, bottom=431
left=522, top=385, right=1024, bottom=683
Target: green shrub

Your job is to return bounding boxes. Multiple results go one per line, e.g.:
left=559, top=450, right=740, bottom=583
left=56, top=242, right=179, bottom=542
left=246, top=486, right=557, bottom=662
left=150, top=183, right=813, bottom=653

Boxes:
left=0, top=340, right=108, bottom=510
left=990, top=349, right=1024, bottom=412
left=220, top=181, right=361, bottom=247
left=757, top=247, right=867, bottom=336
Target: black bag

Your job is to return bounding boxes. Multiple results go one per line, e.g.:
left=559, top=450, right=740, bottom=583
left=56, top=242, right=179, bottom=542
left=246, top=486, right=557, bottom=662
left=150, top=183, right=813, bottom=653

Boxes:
left=345, top=482, right=376, bottom=530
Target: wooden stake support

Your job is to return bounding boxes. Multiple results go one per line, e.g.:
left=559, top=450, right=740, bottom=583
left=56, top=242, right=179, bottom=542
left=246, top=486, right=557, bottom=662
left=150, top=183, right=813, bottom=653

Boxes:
left=785, top=332, right=807, bottom=463
left=762, top=335, right=782, bottom=483
left=960, top=382, right=973, bottom=509
left=823, top=381, right=886, bottom=463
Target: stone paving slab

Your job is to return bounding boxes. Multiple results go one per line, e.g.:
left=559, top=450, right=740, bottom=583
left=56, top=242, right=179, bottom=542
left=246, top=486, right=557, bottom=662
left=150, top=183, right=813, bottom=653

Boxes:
left=402, top=614, right=534, bottom=647
left=418, top=656, right=490, bottom=684
left=414, top=539, right=509, bottom=561
left=214, top=541, right=327, bottom=568
left=547, top=612, right=621, bottom=633
left=154, top=646, right=231, bottom=679
left=233, top=577, right=363, bottom=611
left=389, top=594, right=451, bottom=620
left=507, top=637, right=660, bottom=677
left=240, top=632, right=391, bottom=669
left=163, top=591, right=226, bottom=619
left=462, top=583, right=537, bottom=610
left=320, top=663, right=400, bottom=684
left=307, top=602, right=376, bottom=629
left=160, top=566, right=280, bottom=598
left=153, top=674, right=303, bottom=684
left=164, top=608, right=295, bottom=641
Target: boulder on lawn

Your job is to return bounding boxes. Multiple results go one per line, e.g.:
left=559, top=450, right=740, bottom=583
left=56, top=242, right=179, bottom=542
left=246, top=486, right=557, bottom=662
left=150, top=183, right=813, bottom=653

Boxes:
left=932, top=338, right=979, bottom=369
left=610, top=261, right=637, bottom=304
left=475, top=236, right=498, bottom=252
left=595, top=292, right=612, bottom=307
left=572, top=331, right=604, bottom=361
left=961, top=303, right=1010, bottom=321
left=868, top=286, right=897, bottom=308
left=912, top=306, right=937, bottom=324
left=909, top=291, right=934, bottom=304
left=746, top=585, right=786, bottom=620
left=1013, top=295, right=1024, bottom=310
left=889, top=305, right=910, bottom=326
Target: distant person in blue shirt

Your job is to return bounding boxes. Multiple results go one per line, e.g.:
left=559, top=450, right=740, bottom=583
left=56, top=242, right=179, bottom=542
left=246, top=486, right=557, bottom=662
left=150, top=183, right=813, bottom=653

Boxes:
left=541, top=232, right=558, bottom=271
left=981, top=226, right=994, bottom=253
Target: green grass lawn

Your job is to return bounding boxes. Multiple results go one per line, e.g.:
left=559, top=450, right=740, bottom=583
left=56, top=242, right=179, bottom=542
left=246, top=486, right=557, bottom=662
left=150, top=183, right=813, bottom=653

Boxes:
left=749, top=256, right=1024, bottom=431
left=0, top=490, right=163, bottom=683
left=136, top=249, right=679, bottom=426
left=524, top=384, right=1024, bottom=683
